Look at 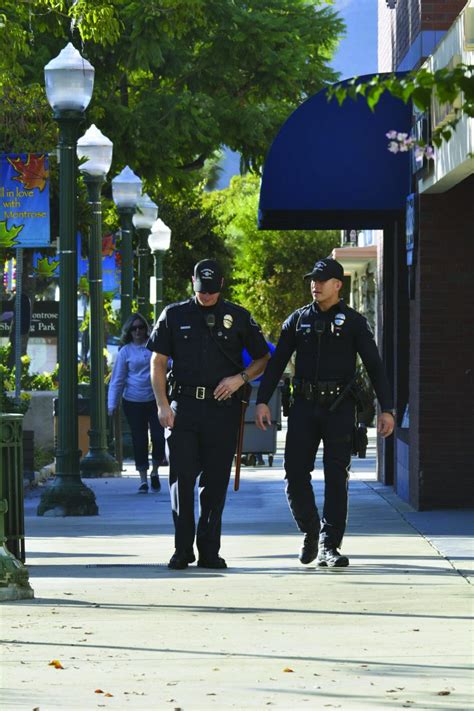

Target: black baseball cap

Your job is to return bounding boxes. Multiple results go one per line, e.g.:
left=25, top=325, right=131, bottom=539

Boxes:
left=304, top=257, right=344, bottom=281
left=193, top=259, right=223, bottom=294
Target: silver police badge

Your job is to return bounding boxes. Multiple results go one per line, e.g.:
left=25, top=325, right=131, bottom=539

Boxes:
left=223, top=314, right=233, bottom=329
left=332, top=312, right=346, bottom=336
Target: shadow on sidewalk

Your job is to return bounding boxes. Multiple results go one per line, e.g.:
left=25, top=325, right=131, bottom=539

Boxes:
left=3, top=634, right=472, bottom=674
left=24, top=556, right=466, bottom=581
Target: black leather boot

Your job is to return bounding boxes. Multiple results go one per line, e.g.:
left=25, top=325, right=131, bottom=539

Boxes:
left=298, top=533, right=319, bottom=564
left=316, top=546, right=349, bottom=567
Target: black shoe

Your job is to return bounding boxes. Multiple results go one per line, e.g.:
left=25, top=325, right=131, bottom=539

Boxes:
left=150, top=473, right=161, bottom=492
left=168, top=550, right=196, bottom=570
left=316, top=546, right=349, bottom=568
left=197, top=555, right=227, bottom=569
left=138, top=482, right=149, bottom=494
left=299, top=533, right=319, bottom=564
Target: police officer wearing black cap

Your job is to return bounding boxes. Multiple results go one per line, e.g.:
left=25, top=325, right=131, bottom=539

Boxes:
left=255, top=257, right=395, bottom=568
left=148, top=258, right=270, bottom=570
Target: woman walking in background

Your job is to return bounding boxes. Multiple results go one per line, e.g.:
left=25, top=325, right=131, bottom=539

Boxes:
left=108, top=313, right=166, bottom=493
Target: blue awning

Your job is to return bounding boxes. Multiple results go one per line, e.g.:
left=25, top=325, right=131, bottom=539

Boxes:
left=258, top=74, right=412, bottom=230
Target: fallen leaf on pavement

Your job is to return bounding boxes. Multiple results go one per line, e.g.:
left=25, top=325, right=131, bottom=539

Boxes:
left=48, top=660, right=64, bottom=669
left=283, top=668, right=294, bottom=673
left=95, top=689, right=104, bottom=694
left=437, top=691, right=451, bottom=696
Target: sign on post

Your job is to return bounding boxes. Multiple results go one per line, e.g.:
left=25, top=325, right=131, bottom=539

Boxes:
left=0, top=153, right=50, bottom=248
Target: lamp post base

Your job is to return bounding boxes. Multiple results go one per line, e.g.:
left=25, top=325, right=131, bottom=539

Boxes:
left=37, top=477, right=98, bottom=516
left=0, top=544, right=34, bottom=601
left=80, top=449, right=122, bottom=478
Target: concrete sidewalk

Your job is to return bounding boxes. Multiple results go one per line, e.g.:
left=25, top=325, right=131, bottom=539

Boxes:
left=1, top=435, right=473, bottom=710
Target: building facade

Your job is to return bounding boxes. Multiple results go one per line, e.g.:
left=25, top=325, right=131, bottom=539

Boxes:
left=378, top=0, right=468, bottom=71
left=257, top=1, right=473, bottom=510
left=377, top=0, right=474, bottom=507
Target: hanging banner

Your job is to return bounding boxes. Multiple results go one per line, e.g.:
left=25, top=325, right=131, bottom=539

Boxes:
left=32, top=232, right=120, bottom=296
left=78, top=232, right=121, bottom=296
left=101, top=233, right=121, bottom=296
left=0, top=153, right=50, bottom=248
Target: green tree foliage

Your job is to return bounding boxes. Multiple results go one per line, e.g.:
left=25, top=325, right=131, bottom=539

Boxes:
left=330, top=64, right=474, bottom=149
left=156, top=188, right=232, bottom=306
left=204, top=174, right=340, bottom=341
left=1, top=0, right=344, bottom=189
left=0, top=2, right=344, bottom=331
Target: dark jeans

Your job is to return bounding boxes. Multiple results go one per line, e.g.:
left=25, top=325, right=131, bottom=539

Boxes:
left=166, top=397, right=241, bottom=558
left=284, top=397, right=354, bottom=548
left=122, top=398, right=165, bottom=472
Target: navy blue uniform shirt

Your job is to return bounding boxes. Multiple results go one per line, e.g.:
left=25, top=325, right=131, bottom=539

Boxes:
left=147, top=297, right=269, bottom=387
left=256, top=300, right=393, bottom=411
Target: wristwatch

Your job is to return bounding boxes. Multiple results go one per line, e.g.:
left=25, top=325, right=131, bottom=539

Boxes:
left=240, top=371, right=250, bottom=384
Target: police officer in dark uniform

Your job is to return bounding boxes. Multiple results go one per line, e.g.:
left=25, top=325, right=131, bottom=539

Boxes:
left=255, top=257, right=395, bottom=568
left=148, top=259, right=270, bottom=570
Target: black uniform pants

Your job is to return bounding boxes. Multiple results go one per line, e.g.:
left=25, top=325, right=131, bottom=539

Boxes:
left=166, top=397, right=241, bottom=558
left=284, top=397, right=354, bottom=548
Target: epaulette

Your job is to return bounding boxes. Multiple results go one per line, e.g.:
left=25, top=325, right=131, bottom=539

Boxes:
left=220, top=299, right=250, bottom=317
left=164, top=297, right=194, bottom=313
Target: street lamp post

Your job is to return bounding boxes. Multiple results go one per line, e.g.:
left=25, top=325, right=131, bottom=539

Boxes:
left=148, top=219, right=172, bottom=323
left=38, top=43, right=97, bottom=516
left=132, top=194, right=158, bottom=318
left=111, top=167, right=142, bottom=326
left=77, top=125, right=121, bottom=478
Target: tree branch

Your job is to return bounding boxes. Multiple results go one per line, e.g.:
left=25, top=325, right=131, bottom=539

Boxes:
left=177, top=154, right=207, bottom=171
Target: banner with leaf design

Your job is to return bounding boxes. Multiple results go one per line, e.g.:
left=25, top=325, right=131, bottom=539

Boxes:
left=0, top=153, right=50, bottom=248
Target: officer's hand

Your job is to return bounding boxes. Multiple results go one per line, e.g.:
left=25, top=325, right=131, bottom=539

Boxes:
left=214, top=375, right=241, bottom=401
left=377, top=412, right=395, bottom=438
left=158, top=404, right=175, bottom=429
left=256, top=404, right=272, bottom=431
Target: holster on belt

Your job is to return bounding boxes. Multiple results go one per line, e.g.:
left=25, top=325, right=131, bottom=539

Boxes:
left=292, top=378, right=344, bottom=407
left=281, top=377, right=293, bottom=417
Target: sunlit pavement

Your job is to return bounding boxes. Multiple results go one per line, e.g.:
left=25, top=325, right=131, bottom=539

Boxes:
left=2, top=425, right=472, bottom=710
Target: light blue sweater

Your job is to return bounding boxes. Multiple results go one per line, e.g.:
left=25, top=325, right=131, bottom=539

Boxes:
left=107, top=343, right=155, bottom=411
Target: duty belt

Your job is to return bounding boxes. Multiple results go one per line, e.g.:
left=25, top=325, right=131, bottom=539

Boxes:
left=173, top=384, right=240, bottom=402
left=292, top=378, right=345, bottom=407
left=174, top=384, right=215, bottom=400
